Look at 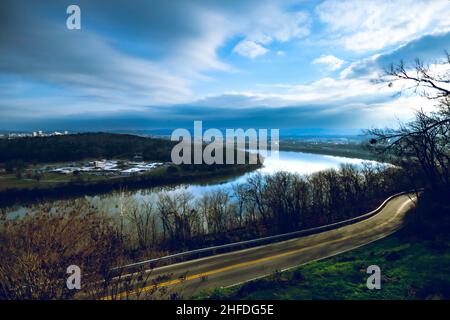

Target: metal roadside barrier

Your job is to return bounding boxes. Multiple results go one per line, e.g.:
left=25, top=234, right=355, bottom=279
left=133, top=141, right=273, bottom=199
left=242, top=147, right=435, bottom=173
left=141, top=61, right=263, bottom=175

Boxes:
left=112, top=189, right=420, bottom=274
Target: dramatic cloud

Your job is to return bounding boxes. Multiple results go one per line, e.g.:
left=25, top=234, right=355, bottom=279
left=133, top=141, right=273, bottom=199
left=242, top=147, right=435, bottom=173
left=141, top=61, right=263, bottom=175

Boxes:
left=0, top=1, right=197, bottom=108
left=341, top=31, right=450, bottom=79
left=0, top=0, right=449, bottom=131
left=316, top=0, right=450, bottom=52
left=2, top=94, right=432, bottom=132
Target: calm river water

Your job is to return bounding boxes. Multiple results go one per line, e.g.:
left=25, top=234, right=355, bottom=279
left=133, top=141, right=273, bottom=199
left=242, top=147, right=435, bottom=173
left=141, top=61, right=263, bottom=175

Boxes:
left=7, top=151, right=379, bottom=217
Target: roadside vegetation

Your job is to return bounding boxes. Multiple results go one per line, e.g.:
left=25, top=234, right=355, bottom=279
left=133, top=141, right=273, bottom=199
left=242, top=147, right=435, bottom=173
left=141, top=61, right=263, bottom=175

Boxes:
left=197, top=202, right=450, bottom=300
left=0, top=202, right=177, bottom=300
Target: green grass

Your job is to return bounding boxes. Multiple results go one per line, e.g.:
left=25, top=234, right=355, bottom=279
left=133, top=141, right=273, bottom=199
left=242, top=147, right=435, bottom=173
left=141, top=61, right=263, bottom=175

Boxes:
left=196, top=226, right=450, bottom=300
left=0, top=171, right=112, bottom=191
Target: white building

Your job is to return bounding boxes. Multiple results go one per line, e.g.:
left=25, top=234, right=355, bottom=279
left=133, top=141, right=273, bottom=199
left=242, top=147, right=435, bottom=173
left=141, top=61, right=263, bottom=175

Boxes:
left=94, top=160, right=107, bottom=169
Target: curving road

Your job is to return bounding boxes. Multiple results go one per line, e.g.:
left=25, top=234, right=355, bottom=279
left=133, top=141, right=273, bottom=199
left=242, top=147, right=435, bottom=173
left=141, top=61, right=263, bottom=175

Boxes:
left=108, top=193, right=417, bottom=299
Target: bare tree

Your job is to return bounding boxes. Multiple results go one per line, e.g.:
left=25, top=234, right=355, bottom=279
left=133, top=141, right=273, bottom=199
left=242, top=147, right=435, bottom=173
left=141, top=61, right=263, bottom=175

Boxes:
left=0, top=200, right=124, bottom=299
left=382, top=52, right=450, bottom=100
left=157, top=191, right=199, bottom=249
left=199, top=189, right=234, bottom=235
left=369, top=53, right=450, bottom=194
left=123, top=198, right=158, bottom=251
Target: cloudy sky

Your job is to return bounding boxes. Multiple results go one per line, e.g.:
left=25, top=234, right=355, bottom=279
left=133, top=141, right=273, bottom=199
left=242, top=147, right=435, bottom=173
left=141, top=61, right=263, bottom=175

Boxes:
left=1, top=0, right=450, bottom=132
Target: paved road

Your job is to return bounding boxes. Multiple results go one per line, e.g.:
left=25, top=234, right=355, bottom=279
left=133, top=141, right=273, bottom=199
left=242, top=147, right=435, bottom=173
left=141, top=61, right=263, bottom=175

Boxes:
left=108, top=193, right=417, bottom=299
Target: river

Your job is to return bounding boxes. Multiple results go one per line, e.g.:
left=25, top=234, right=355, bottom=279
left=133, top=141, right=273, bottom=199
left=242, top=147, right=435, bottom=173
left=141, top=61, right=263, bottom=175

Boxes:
left=7, top=151, right=380, bottom=218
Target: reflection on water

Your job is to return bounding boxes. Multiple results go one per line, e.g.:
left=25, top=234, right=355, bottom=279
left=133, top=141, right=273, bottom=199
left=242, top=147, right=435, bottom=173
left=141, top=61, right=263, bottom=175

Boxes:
left=161, top=151, right=378, bottom=197
left=7, top=151, right=379, bottom=218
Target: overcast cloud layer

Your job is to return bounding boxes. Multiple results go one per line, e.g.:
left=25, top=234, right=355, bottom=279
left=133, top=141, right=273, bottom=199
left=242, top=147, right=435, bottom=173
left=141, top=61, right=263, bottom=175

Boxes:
left=1, top=0, right=450, bottom=132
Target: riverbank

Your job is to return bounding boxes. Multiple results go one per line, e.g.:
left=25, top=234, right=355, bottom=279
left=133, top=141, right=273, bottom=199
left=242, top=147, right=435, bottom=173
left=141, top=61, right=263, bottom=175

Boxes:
left=0, top=132, right=265, bottom=206
left=280, top=141, right=378, bottom=161
left=0, top=163, right=260, bottom=207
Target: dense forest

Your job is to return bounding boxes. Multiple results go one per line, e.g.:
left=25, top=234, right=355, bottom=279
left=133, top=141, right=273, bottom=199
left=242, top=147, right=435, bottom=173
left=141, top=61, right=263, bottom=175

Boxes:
left=0, top=133, right=176, bottom=164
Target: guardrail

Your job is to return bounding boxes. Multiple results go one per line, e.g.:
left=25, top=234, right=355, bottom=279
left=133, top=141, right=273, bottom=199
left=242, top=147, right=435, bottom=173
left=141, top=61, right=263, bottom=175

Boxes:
left=113, top=190, right=419, bottom=274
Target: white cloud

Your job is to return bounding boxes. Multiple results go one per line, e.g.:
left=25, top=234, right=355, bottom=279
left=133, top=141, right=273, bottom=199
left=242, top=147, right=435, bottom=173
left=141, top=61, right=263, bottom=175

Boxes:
left=164, top=8, right=237, bottom=77
left=199, top=76, right=394, bottom=108
left=316, top=0, right=450, bottom=52
left=312, top=55, right=345, bottom=71
left=244, top=9, right=310, bottom=44
left=233, top=40, right=269, bottom=58
left=232, top=4, right=310, bottom=58
left=189, top=75, right=439, bottom=128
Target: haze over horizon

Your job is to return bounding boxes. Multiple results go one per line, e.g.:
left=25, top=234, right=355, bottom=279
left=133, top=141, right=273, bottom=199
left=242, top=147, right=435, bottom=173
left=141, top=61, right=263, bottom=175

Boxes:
left=1, top=0, right=450, bottom=132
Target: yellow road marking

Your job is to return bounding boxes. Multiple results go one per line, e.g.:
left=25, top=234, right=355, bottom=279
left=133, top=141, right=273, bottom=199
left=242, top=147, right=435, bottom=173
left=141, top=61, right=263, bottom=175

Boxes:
left=103, top=196, right=414, bottom=300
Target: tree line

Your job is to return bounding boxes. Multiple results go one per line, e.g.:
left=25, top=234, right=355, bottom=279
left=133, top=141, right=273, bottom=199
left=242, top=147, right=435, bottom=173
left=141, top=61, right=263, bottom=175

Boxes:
left=116, top=163, right=408, bottom=253
left=0, top=132, right=176, bottom=165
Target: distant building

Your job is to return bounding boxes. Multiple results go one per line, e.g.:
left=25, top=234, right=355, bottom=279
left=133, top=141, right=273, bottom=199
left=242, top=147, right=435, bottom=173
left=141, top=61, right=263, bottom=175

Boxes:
left=94, top=160, right=106, bottom=169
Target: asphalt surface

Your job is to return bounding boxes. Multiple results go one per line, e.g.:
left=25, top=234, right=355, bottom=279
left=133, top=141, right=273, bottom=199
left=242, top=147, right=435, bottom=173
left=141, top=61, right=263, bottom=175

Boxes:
left=108, top=193, right=417, bottom=299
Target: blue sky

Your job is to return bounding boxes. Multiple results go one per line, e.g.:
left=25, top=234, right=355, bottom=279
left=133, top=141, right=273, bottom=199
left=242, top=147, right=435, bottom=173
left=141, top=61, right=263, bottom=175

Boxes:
left=1, top=0, right=450, bottom=132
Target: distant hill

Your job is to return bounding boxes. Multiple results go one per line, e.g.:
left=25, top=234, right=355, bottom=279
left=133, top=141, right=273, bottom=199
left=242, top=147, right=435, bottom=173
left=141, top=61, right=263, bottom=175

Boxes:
left=0, top=132, right=176, bottom=164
